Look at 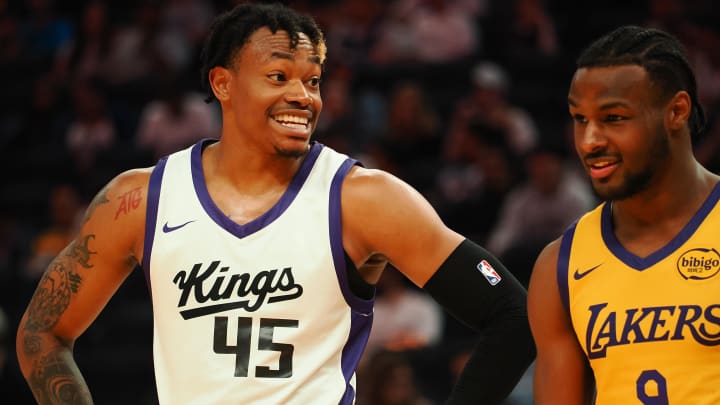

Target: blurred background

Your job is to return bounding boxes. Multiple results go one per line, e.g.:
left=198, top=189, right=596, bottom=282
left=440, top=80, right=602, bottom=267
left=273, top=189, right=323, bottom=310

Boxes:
left=0, top=0, right=719, bottom=403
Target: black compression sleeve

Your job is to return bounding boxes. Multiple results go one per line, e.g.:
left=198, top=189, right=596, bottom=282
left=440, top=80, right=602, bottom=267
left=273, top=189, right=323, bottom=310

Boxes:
left=423, top=239, right=536, bottom=404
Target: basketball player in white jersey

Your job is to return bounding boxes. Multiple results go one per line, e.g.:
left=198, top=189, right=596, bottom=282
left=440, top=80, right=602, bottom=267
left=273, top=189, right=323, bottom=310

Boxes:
left=16, top=3, right=534, bottom=404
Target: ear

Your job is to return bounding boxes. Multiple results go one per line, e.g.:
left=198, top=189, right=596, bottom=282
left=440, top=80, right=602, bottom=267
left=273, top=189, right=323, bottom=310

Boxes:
left=665, top=90, right=691, bottom=132
left=208, top=66, right=231, bottom=102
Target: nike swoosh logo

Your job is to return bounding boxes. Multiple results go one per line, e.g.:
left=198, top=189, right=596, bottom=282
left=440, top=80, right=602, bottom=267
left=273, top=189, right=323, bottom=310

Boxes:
left=573, top=263, right=602, bottom=280
left=162, top=220, right=196, bottom=233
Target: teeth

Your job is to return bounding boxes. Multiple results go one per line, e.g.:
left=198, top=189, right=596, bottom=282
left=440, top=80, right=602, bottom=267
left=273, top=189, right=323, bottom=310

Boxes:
left=280, top=122, right=306, bottom=129
left=274, top=114, right=308, bottom=127
left=591, top=161, right=615, bottom=168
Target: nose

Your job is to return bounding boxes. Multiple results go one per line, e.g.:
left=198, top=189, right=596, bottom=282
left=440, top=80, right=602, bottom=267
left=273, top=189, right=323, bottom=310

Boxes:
left=576, top=121, right=607, bottom=154
left=285, top=80, right=313, bottom=106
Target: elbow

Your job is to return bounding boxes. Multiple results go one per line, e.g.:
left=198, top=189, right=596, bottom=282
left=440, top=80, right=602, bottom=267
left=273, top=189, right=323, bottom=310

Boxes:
left=16, top=314, right=33, bottom=377
left=15, top=313, right=72, bottom=378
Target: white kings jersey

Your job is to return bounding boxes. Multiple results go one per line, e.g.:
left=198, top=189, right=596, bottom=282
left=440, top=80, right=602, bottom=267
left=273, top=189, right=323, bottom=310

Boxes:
left=140, top=139, right=374, bottom=405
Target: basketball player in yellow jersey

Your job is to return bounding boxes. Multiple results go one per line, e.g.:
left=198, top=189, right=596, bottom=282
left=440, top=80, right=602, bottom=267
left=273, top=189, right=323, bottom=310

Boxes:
left=528, top=25, right=720, bottom=404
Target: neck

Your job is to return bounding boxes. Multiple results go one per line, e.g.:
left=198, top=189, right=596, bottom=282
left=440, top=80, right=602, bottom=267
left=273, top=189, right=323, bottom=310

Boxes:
left=204, top=138, right=306, bottom=195
left=612, top=160, right=717, bottom=227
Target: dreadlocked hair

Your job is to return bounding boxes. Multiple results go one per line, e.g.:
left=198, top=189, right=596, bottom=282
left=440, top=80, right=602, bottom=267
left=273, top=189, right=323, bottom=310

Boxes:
left=199, top=2, right=326, bottom=102
left=576, top=25, right=707, bottom=138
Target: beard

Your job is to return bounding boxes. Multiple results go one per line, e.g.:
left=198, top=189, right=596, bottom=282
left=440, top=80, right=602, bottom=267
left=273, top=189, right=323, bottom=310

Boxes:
left=592, top=128, right=670, bottom=201
left=274, top=142, right=310, bottom=159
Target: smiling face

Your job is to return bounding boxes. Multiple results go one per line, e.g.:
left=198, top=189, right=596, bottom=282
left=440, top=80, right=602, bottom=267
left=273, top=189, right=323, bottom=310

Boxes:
left=211, top=27, right=323, bottom=158
left=568, top=64, right=671, bottom=201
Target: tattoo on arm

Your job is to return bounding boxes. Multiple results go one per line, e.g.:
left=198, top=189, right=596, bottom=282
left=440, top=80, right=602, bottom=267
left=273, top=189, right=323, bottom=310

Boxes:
left=25, top=261, right=80, bottom=332
left=29, top=349, right=92, bottom=404
left=114, top=187, right=142, bottom=220
left=24, top=235, right=95, bottom=333
left=23, top=334, right=42, bottom=356
left=67, top=235, right=96, bottom=269
left=20, top=232, right=106, bottom=404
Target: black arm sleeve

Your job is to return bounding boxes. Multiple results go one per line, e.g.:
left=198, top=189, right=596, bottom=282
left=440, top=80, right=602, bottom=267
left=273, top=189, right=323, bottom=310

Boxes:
left=423, top=239, right=536, bottom=404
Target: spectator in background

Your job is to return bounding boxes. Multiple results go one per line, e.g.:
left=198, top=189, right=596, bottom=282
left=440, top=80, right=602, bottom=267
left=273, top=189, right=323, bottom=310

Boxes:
left=313, top=68, right=358, bottom=154
left=23, top=183, right=84, bottom=281
left=17, top=0, right=73, bottom=66
left=364, top=265, right=444, bottom=357
left=371, top=0, right=479, bottom=66
left=4, top=72, right=64, bottom=150
left=136, top=74, right=220, bottom=160
left=510, top=0, right=558, bottom=57
left=445, top=61, right=538, bottom=161
left=63, top=76, right=118, bottom=173
left=368, top=2, right=415, bottom=66
left=486, top=0, right=558, bottom=62
left=161, top=0, right=216, bottom=49
left=53, top=0, right=113, bottom=83
left=645, top=0, right=720, bottom=111
left=322, top=0, right=384, bottom=71
left=486, top=142, right=595, bottom=285
left=434, top=122, right=518, bottom=244
left=644, top=0, right=720, bottom=175
left=403, top=0, right=479, bottom=64
left=358, top=350, right=434, bottom=405
left=377, top=80, right=443, bottom=193
left=103, top=1, right=191, bottom=102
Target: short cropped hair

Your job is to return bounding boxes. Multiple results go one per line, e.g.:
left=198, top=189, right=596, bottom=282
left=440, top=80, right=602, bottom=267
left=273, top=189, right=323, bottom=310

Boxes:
left=199, top=2, right=326, bottom=102
left=576, top=25, right=706, bottom=137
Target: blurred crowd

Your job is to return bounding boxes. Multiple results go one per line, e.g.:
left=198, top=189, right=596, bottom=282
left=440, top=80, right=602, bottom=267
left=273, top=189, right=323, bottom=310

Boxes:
left=1, top=0, right=719, bottom=403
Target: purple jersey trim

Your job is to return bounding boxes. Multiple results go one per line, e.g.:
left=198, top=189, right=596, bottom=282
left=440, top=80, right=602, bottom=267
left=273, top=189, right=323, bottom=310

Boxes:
left=557, top=222, right=576, bottom=315
left=190, top=139, right=323, bottom=238
left=329, top=158, right=375, bottom=313
left=338, top=311, right=373, bottom=405
left=329, top=157, right=374, bottom=405
left=601, top=181, right=720, bottom=270
left=141, top=156, right=169, bottom=294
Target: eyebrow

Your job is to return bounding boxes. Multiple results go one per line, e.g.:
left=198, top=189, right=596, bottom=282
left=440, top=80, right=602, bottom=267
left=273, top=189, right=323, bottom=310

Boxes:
left=568, top=98, right=631, bottom=110
left=270, top=51, right=321, bottom=65
left=598, top=101, right=631, bottom=110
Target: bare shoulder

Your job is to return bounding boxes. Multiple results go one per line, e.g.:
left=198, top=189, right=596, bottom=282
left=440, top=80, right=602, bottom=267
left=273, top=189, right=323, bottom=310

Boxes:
left=527, top=236, right=567, bottom=337
left=341, top=166, right=435, bottom=217
left=533, top=238, right=562, bottom=279
left=81, top=167, right=154, bottom=258
left=83, top=168, right=151, bottom=221
left=341, top=166, right=462, bottom=286
left=528, top=237, right=562, bottom=300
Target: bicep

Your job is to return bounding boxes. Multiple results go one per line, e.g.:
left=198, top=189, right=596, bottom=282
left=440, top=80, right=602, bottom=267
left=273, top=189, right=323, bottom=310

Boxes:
left=22, top=171, right=149, bottom=342
left=528, top=239, right=593, bottom=404
left=342, top=168, right=463, bottom=286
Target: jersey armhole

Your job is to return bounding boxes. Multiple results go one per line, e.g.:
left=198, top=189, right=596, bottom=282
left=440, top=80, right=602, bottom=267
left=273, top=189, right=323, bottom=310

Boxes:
left=141, top=156, right=168, bottom=295
left=344, top=251, right=375, bottom=300
left=329, top=158, right=375, bottom=314
left=557, top=222, right=577, bottom=316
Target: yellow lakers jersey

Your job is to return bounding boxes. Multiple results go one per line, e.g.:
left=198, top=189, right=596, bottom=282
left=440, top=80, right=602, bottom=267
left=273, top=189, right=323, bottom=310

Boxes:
left=558, top=183, right=720, bottom=404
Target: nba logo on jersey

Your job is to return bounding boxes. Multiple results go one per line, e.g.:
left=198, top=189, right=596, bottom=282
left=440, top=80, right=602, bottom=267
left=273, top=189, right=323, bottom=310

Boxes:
left=477, top=260, right=502, bottom=285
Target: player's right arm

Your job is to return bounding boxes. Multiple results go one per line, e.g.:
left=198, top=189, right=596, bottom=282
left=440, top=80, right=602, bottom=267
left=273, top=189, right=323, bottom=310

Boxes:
left=16, top=168, right=151, bottom=404
left=528, top=238, right=594, bottom=405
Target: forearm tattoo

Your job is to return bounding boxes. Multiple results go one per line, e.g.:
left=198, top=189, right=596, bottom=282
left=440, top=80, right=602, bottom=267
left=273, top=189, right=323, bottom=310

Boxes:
left=21, top=235, right=97, bottom=404
left=24, top=236, right=94, bottom=333
left=29, top=349, right=92, bottom=404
